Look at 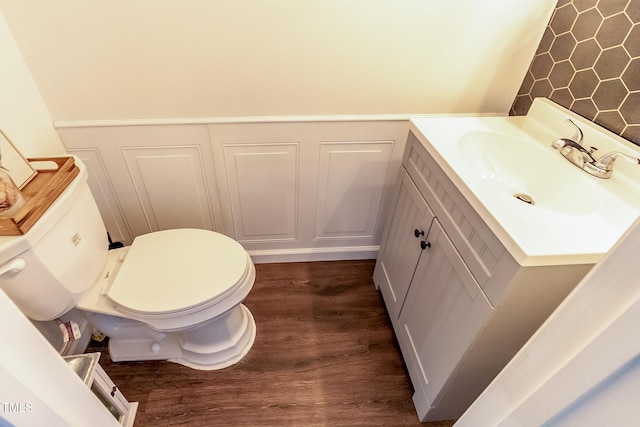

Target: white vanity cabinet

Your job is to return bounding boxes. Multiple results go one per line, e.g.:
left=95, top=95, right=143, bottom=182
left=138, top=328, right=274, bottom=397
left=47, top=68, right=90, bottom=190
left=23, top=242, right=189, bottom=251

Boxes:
left=374, top=131, right=593, bottom=421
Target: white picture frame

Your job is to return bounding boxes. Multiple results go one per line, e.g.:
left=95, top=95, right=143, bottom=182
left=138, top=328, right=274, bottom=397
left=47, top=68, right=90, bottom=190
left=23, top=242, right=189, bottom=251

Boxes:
left=0, top=130, right=37, bottom=189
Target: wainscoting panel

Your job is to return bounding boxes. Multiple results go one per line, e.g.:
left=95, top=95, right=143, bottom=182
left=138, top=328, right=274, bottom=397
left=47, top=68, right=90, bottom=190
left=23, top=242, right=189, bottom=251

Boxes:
left=315, top=141, right=393, bottom=239
left=222, top=144, right=298, bottom=242
left=121, top=146, right=215, bottom=231
left=58, top=124, right=221, bottom=239
left=66, top=148, right=133, bottom=245
left=209, top=120, right=408, bottom=262
left=58, top=119, right=409, bottom=262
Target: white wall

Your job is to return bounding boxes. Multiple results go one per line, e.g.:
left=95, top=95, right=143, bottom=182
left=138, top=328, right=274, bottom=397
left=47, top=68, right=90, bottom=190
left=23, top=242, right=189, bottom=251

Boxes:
left=0, top=10, right=64, bottom=156
left=0, top=0, right=555, bottom=122
left=0, top=290, right=120, bottom=426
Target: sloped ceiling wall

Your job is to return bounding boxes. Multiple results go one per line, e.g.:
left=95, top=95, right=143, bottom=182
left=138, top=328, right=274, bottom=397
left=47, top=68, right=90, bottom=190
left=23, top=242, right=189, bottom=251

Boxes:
left=0, top=1, right=555, bottom=121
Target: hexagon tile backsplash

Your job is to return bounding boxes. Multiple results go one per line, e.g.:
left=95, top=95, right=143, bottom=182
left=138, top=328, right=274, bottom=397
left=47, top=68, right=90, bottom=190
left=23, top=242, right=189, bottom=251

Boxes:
left=511, top=0, right=639, bottom=145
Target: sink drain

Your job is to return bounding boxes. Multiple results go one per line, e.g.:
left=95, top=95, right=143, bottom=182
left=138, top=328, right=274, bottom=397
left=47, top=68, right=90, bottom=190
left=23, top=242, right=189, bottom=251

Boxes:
left=514, top=193, right=534, bottom=205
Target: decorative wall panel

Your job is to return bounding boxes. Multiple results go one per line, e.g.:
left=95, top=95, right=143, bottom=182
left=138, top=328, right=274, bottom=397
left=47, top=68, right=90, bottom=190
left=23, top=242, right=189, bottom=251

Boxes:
left=122, top=146, right=215, bottom=231
left=315, top=141, right=392, bottom=239
left=222, top=144, right=298, bottom=242
left=66, top=148, right=133, bottom=245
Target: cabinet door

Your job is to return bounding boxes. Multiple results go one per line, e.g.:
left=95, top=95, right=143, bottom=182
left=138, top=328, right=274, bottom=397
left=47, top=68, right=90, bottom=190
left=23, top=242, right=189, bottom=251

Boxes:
left=397, top=220, right=494, bottom=419
left=374, top=170, right=434, bottom=319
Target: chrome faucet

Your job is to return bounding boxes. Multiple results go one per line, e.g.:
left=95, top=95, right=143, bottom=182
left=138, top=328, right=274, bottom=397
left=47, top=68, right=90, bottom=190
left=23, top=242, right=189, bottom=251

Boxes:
left=551, top=119, right=640, bottom=179
left=551, top=119, right=596, bottom=168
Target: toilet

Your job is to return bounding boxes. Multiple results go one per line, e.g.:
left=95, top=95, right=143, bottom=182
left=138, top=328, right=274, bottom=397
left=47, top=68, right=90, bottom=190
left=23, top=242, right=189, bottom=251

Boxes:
left=0, top=157, right=256, bottom=370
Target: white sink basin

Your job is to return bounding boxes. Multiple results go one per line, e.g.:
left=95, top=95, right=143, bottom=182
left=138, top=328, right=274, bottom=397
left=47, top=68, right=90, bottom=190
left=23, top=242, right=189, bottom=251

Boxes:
left=457, top=130, right=601, bottom=216
left=409, top=98, right=640, bottom=266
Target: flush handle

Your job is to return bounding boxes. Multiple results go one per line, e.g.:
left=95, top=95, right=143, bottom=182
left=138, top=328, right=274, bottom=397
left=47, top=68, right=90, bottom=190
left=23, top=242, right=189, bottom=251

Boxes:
left=0, top=258, right=26, bottom=277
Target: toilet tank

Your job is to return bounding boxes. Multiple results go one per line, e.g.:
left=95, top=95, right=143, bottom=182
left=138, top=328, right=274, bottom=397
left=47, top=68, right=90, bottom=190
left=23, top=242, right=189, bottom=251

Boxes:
left=0, top=158, right=109, bottom=321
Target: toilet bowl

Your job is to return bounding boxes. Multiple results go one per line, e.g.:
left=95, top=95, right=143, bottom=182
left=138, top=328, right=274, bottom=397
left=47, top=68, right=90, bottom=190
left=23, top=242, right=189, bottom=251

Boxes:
left=0, top=157, right=256, bottom=370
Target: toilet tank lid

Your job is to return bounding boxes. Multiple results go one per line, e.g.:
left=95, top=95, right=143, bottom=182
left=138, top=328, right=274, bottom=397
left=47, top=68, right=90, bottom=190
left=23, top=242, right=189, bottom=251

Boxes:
left=0, top=158, right=88, bottom=265
left=107, top=229, right=251, bottom=315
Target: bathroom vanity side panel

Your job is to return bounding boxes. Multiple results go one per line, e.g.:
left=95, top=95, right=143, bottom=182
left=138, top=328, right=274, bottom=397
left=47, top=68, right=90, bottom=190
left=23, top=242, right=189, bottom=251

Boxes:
left=423, top=262, right=594, bottom=421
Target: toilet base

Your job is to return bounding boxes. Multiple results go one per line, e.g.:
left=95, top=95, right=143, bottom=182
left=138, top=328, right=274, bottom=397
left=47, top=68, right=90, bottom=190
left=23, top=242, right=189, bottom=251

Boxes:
left=170, top=304, right=256, bottom=370
left=106, top=304, right=256, bottom=370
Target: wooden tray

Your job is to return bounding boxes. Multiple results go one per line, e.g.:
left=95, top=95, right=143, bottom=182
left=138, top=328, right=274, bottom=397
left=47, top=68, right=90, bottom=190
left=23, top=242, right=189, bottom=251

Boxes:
left=0, top=156, right=79, bottom=235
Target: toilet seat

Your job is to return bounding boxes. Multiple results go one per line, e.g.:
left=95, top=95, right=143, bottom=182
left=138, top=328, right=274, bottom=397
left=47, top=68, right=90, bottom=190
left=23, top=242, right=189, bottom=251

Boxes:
left=77, top=228, right=257, bottom=369
left=106, top=229, right=255, bottom=330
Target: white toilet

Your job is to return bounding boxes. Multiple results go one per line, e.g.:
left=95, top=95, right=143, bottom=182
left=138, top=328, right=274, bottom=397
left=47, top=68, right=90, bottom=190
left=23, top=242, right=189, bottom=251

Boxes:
left=0, top=157, right=256, bottom=370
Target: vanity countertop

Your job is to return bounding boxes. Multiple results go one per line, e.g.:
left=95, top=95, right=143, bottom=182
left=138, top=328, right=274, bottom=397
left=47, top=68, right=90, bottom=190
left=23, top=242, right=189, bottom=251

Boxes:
left=408, top=98, right=640, bottom=266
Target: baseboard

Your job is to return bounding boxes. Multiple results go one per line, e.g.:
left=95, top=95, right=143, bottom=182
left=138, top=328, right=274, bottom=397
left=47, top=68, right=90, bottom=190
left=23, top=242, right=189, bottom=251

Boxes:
left=247, top=246, right=379, bottom=264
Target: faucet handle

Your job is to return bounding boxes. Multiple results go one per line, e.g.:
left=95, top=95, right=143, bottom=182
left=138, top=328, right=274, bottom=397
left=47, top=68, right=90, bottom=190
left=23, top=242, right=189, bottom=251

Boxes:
left=584, top=151, right=640, bottom=178
left=551, top=138, right=570, bottom=150
left=565, top=119, right=584, bottom=146
left=595, top=151, right=640, bottom=170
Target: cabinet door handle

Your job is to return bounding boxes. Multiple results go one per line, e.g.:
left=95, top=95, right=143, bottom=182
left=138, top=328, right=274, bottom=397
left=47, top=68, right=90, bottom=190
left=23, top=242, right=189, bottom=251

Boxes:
left=420, top=241, right=431, bottom=250
left=414, top=229, right=425, bottom=238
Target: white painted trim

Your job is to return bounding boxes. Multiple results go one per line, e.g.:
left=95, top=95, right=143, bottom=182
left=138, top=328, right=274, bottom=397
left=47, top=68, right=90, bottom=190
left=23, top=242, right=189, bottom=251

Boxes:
left=52, top=113, right=499, bottom=129
left=248, top=246, right=379, bottom=264
left=54, top=115, right=411, bottom=128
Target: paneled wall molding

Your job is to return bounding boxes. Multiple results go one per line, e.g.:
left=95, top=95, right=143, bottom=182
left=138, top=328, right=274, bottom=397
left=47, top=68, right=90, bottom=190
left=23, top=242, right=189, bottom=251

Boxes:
left=315, top=141, right=393, bottom=240
left=58, top=119, right=409, bottom=262
left=59, top=124, right=223, bottom=245
left=121, top=145, right=217, bottom=232
left=222, top=143, right=300, bottom=242
left=209, top=121, right=408, bottom=262
left=69, top=148, right=133, bottom=245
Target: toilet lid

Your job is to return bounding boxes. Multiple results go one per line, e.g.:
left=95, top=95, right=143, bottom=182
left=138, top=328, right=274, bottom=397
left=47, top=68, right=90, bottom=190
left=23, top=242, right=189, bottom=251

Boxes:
left=108, top=229, right=250, bottom=315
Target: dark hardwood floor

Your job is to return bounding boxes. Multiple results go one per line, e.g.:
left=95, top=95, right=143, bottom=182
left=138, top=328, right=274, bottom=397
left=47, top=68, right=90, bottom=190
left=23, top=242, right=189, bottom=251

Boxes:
left=89, top=260, right=456, bottom=427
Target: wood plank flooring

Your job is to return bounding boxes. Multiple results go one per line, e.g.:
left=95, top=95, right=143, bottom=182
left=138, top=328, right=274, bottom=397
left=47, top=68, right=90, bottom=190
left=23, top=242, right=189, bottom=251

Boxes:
left=88, top=260, right=456, bottom=427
